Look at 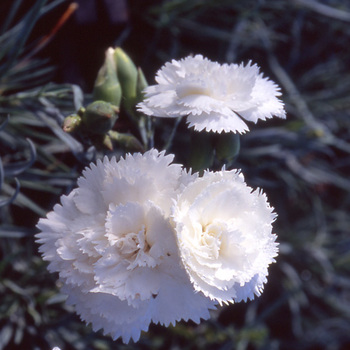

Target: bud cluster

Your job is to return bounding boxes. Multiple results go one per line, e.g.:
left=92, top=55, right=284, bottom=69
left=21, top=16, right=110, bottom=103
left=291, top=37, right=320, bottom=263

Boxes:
left=63, top=48, right=147, bottom=151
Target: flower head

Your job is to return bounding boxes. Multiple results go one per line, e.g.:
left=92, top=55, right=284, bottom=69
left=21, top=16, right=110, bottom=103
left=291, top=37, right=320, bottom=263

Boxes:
left=36, top=149, right=215, bottom=343
left=138, top=55, right=286, bottom=133
left=172, top=169, right=278, bottom=305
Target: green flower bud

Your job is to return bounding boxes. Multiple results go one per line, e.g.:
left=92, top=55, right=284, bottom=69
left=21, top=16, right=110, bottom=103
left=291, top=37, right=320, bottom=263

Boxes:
left=108, top=130, right=144, bottom=152
left=63, top=114, right=82, bottom=133
left=188, top=132, right=214, bottom=172
left=114, top=47, right=138, bottom=111
left=215, top=133, right=240, bottom=163
left=88, top=134, right=113, bottom=151
left=93, top=48, right=122, bottom=107
left=82, top=101, right=119, bottom=135
left=136, top=67, right=148, bottom=103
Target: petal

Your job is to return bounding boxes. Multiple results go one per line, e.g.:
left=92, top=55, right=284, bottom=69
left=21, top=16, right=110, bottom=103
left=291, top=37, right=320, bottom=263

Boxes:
left=186, top=110, right=249, bottom=134
left=138, top=55, right=286, bottom=133
left=173, top=170, right=278, bottom=304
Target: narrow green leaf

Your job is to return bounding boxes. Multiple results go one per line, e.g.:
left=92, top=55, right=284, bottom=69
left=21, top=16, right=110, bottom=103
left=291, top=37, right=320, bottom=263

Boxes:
left=0, top=0, right=48, bottom=77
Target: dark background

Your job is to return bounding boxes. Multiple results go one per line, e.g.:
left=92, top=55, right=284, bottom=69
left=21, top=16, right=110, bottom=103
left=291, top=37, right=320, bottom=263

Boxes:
left=1, top=0, right=350, bottom=349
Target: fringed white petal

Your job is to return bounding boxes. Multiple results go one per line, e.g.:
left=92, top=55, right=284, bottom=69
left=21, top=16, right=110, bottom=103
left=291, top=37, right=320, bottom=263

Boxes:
left=36, top=149, right=214, bottom=343
left=137, top=55, right=286, bottom=133
left=172, top=170, right=278, bottom=305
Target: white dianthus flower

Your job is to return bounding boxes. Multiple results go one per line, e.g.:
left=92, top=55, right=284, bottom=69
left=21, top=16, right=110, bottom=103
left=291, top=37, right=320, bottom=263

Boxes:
left=36, top=149, right=215, bottom=343
left=172, top=170, right=278, bottom=305
left=138, top=55, right=286, bottom=133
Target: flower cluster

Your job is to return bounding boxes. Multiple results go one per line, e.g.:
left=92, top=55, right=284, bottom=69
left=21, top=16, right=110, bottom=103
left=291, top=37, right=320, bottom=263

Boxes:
left=37, top=150, right=215, bottom=342
left=37, top=149, right=278, bottom=343
left=138, top=55, right=286, bottom=133
left=37, top=53, right=284, bottom=343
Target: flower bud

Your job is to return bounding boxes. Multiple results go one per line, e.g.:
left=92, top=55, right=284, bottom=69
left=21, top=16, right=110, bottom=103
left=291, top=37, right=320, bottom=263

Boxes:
left=93, top=48, right=122, bottom=107
left=81, top=101, right=119, bottom=135
left=89, top=134, right=113, bottom=151
left=215, top=133, right=240, bottom=163
left=188, top=132, right=214, bottom=171
left=108, top=130, right=144, bottom=152
left=62, top=114, right=82, bottom=133
left=114, top=47, right=138, bottom=111
left=136, top=67, right=148, bottom=102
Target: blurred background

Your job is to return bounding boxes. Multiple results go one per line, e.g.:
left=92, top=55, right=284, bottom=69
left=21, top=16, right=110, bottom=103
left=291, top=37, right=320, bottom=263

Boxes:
left=1, top=0, right=350, bottom=349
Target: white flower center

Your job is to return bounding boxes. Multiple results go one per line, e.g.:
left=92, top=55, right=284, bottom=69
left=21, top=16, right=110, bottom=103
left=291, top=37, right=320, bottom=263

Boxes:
left=176, top=82, right=211, bottom=99
left=200, top=223, right=222, bottom=259
left=114, top=225, right=156, bottom=270
left=116, top=225, right=149, bottom=257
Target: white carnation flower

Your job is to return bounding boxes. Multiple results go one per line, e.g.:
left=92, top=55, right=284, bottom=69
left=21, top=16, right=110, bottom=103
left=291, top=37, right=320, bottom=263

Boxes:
left=172, top=170, right=278, bottom=305
left=138, top=55, right=286, bottom=133
left=36, top=149, right=215, bottom=343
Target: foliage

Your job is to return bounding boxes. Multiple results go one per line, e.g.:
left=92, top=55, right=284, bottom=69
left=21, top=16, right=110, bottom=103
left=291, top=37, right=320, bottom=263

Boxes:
left=1, top=0, right=350, bottom=349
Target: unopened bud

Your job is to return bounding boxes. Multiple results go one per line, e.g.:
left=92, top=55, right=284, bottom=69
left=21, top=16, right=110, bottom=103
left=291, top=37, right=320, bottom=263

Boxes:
left=108, top=130, right=144, bottom=152
left=93, top=48, right=122, bottom=107
left=136, top=67, right=148, bottom=103
left=188, top=132, right=214, bottom=172
left=215, top=133, right=240, bottom=163
left=63, top=114, right=82, bottom=133
left=82, top=101, right=119, bottom=135
left=114, top=47, right=138, bottom=111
